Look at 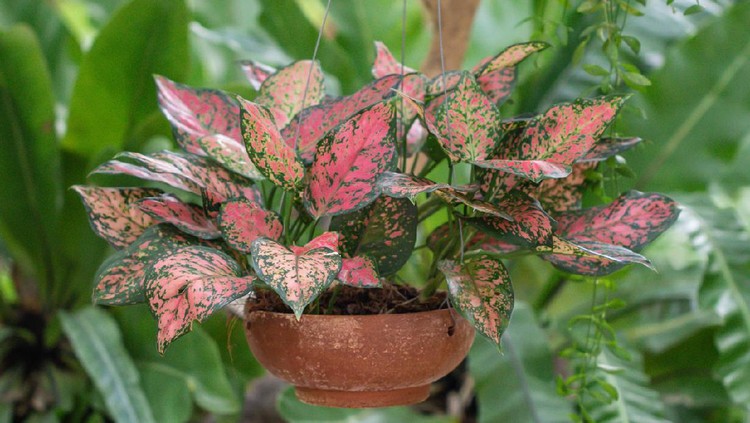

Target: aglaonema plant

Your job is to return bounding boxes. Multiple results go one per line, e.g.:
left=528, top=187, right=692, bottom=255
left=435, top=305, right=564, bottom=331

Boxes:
left=74, top=41, right=679, bottom=354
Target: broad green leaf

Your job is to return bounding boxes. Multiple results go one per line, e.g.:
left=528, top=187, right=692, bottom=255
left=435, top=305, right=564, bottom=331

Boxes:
left=0, top=25, right=61, bottom=281
left=137, top=363, right=192, bottom=423
left=115, top=305, right=241, bottom=415
left=62, top=0, right=188, bottom=155
left=329, top=196, right=417, bottom=276
left=72, top=186, right=160, bottom=249
left=684, top=195, right=750, bottom=404
left=470, top=303, right=569, bottom=423
left=143, top=246, right=255, bottom=353
left=439, top=255, right=514, bottom=347
left=304, top=102, right=397, bottom=218
left=239, top=97, right=305, bottom=191
left=59, top=306, right=156, bottom=423
left=626, top=2, right=750, bottom=192
left=250, top=233, right=342, bottom=319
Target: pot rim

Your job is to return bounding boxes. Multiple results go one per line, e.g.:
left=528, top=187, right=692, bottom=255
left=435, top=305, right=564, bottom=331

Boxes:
left=246, top=307, right=461, bottom=320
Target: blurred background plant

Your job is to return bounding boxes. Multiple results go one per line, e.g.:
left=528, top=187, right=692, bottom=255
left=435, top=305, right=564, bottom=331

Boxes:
left=0, top=0, right=748, bottom=422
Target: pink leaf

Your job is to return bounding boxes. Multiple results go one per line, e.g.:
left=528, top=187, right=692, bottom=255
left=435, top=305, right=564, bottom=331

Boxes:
left=372, top=41, right=417, bottom=77
left=296, top=232, right=341, bottom=253
left=282, top=74, right=406, bottom=163
left=425, top=71, right=463, bottom=95
left=475, top=68, right=516, bottom=106
left=217, top=199, right=283, bottom=253
left=473, top=159, right=571, bottom=183
left=145, top=246, right=255, bottom=353
left=473, top=42, right=549, bottom=76
left=304, top=102, right=397, bottom=218
left=467, top=193, right=555, bottom=248
left=469, top=42, right=548, bottom=105
left=337, top=256, right=381, bottom=288
left=136, top=194, right=219, bottom=239
left=535, top=162, right=597, bottom=213
left=73, top=186, right=159, bottom=249
left=250, top=236, right=342, bottom=319
left=376, top=171, right=455, bottom=199
left=434, top=188, right=513, bottom=221
left=196, top=132, right=264, bottom=180
left=439, top=255, right=514, bottom=347
left=255, top=60, right=324, bottom=127
left=424, top=72, right=501, bottom=162
left=579, top=137, right=643, bottom=162
left=239, top=98, right=305, bottom=191
left=239, top=60, right=276, bottom=91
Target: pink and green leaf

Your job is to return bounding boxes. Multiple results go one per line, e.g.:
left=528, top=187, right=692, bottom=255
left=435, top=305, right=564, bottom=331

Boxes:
left=250, top=236, right=342, bottom=319
left=196, top=133, right=264, bottom=180
left=425, top=71, right=463, bottom=96
left=473, top=42, right=549, bottom=76
left=144, top=246, right=255, bottom=353
left=136, top=194, right=219, bottom=239
left=239, top=98, right=305, bottom=191
left=579, top=137, right=642, bottom=162
left=434, top=188, right=513, bottom=221
left=282, top=74, right=405, bottom=163
left=534, top=162, right=597, bottom=212
left=439, top=255, right=514, bottom=347
left=337, top=256, right=381, bottom=288
left=255, top=60, right=324, bottom=128
left=424, top=72, right=501, bottom=162
left=330, top=196, right=417, bottom=275
left=472, top=158, right=572, bottom=183
left=93, top=225, right=203, bottom=305
left=73, top=186, right=160, bottom=249
left=304, top=102, right=397, bottom=218
left=239, top=60, right=276, bottom=91
left=540, top=239, right=653, bottom=276
left=475, top=68, right=516, bottom=106
left=466, top=193, right=555, bottom=248
left=217, top=199, right=283, bottom=253
left=372, top=41, right=417, bottom=77
left=376, top=171, right=456, bottom=199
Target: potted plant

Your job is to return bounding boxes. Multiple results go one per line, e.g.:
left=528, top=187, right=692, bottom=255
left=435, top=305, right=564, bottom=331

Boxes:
left=73, top=41, right=679, bottom=408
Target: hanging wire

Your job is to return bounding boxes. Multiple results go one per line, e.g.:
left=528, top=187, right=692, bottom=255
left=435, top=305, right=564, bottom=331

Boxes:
left=399, top=0, right=408, bottom=172
left=293, top=0, right=333, bottom=151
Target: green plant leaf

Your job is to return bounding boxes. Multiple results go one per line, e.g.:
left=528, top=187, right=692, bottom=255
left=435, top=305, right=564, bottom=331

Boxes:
left=59, top=306, right=156, bottom=423
left=628, top=2, right=750, bottom=192
left=136, top=363, right=192, bottom=423
left=469, top=302, right=570, bottom=423
left=0, top=25, right=61, bottom=281
left=62, top=0, right=189, bottom=155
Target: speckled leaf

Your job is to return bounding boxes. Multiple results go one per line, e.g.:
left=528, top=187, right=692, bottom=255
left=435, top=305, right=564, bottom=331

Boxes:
left=579, top=137, right=642, bottom=162
left=372, top=41, right=416, bottom=77
left=239, top=60, right=276, bottom=91
left=425, top=71, right=463, bottom=96
left=466, top=193, right=555, bottom=248
left=136, top=194, right=219, bottom=239
left=304, top=102, right=397, bottom=218
left=250, top=235, right=342, bottom=319
left=255, top=60, right=323, bottom=128
left=145, top=246, right=255, bottom=353
left=329, top=196, right=417, bottom=275
left=542, top=191, right=680, bottom=275
left=534, top=162, right=597, bottom=213
left=439, top=255, right=514, bottom=347
left=201, top=188, right=222, bottom=221
left=92, top=151, right=262, bottom=204
left=424, top=72, right=500, bottom=162
left=473, top=42, right=548, bottom=76
left=239, top=98, right=305, bottom=191
left=282, top=74, right=405, bottom=163
left=337, top=256, right=380, bottom=288
left=541, top=238, right=653, bottom=275
left=217, top=199, right=283, bottom=253
left=196, top=132, right=264, bottom=180
left=73, top=186, right=159, bottom=249
left=93, top=225, right=201, bottom=305
left=475, top=68, right=516, bottom=106
left=476, top=97, right=626, bottom=182
left=434, top=188, right=513, bottom=221
left=376, top=171, right=454, bottom=199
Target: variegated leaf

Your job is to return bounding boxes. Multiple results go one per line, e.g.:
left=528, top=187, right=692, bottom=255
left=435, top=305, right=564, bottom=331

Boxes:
left=239, top=98, right=305, bottom=191
left=93, top=225, right=203, bottom=305
left=300, top=231, right=340, bottom=251
left=329, top=196, right=417, bottom=275
left=372, top=41, right=416, bottom=77
left=540, top=238, right=653, bottom=275
left=473, top=42, right=549, bottom=76
left=406, top=119, right=428, bottom=155
left=196, top=132, right=264, bottom=180
left=250, top=235, right=342, bottom=319
left=475, top=68, right=516, bottom=106
left=255, top=60, right=324, bottom=128
left=239, top=60, right=276, bottom=91
left=425, top=71, right=463, bottom=96
left=201, top=188, right=222, bottom=221
left=337, top=256, right=380, bottom=288
left=439, top=255, right=514, bottom=347
left=542, top=191, right=680, bottom=275
left=475, top=97, right=626, bottom=182
left=304, top=102, right=397, bottom=218
left=466, top=193, right=555, bottom=248
left=434, top=188, right=513, bottom=221
left=282, top=74, right=405, bottom=163
left=424, top=72, right=501, bottom=162
left=535, top=162, right=597, bottom=213
left=144, top=246, right=255, bottom=353
left=376, top=171, right=454, bottom=199
left=73, top=186, right=159, bottom=249
left=136, top=194, right=219, bottom=239
left=579, top=137, right=642, bottom=162
left=217, top=198, right=283, bottom=253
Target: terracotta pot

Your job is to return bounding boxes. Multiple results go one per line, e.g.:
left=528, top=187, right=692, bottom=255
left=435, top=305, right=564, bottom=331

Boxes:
left=244, top=305, right=475, bottom=408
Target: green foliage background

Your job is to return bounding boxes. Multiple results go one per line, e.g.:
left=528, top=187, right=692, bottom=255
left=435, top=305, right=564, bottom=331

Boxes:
left=0, top=0, right=748, bottom=422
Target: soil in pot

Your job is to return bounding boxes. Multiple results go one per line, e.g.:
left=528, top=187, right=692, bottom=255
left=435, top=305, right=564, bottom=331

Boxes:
left=244, top=284, right=475, bottom=408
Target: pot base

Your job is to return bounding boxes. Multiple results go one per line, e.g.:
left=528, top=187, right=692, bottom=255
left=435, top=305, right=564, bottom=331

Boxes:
left=295, top=384, right=430, bottom=408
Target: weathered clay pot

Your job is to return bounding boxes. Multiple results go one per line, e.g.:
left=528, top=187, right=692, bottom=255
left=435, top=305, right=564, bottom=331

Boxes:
left=244, top=305, right=475, bottom=408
